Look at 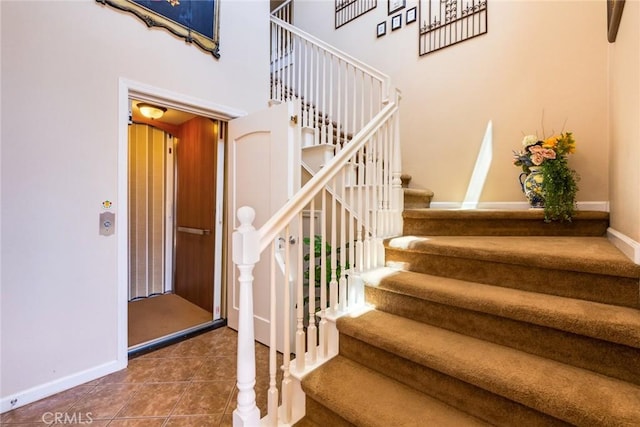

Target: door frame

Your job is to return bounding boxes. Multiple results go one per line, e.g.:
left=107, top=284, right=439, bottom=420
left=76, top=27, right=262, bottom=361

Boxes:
left=117, top=78, right=246, bottom=362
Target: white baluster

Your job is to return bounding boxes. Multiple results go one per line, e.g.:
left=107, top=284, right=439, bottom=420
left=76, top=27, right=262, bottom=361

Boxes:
left=232, top=207, right=260, bottom=427
left=348, top=153, right=355, bottom=310
left=307, top=199, right=317, bottom=364
left=329, top=177, right=338, bottom=314
left=392, top=107, right=403, bottom=236
left=295, top=217, right=305, bottom=372
left=267, top=243, right=278, bottom=427
left=281, top=223, right=293, bottom=423
left=318, top=188, right=327, bottom=359
left=321, top=50, right=327, bottom=146
left=357, top=147, right=364, bottom=273
left=339, top=167, right=348, bottom=312
left=336, top=59, right=342, bottom=152
left=364, top=142, right=372, bottom=271
left=383, top=119, right=391, bottom=237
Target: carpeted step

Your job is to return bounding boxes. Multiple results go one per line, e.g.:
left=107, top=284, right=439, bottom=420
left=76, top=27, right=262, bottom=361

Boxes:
left=363, top=268, right=640, bottom=385
left=299, top=355, right=493, bottom=427
left=384, top=235, right=640, bottom=308
left=404, top=188, right=434, bottom=209
left=292, top=408, right=325, bottom=427
left=295, top=395, right=354, bottom=427
left=403, top=209, right=609, bottom=236
left=337, top=335, right=570, bottom=427
left=337, top=310, right=640, bottom=427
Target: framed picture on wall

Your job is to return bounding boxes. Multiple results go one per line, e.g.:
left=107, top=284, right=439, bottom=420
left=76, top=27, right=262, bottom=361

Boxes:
left=377, top=21, right=387, bottom=37
left=388, top=0, right=406, bottom=15
left=96, top=0, right=220, bottom=58
left=391, top=14, right=402, bottom=31
left=406, top=7, right=417, bottom=24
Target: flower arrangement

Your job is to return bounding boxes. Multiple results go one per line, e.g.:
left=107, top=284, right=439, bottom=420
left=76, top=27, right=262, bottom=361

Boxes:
left=513, top=132, right=580, bottom=222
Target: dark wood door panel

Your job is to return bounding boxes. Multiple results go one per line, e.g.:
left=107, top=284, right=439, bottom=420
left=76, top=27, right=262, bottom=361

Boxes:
left=174, top=116, right=217, bottom=313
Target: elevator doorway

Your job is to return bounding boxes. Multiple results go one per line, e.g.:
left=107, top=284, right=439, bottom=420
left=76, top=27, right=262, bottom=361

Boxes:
left=127, top=100, right=224, bottom=352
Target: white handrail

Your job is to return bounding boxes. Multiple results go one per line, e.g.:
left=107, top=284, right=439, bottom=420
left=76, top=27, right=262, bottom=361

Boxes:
left=258, top=101, right=397, bottom=252
left=271, top=0, right=293, bottom=17
left=271, top=16, right=390, bottom=100
left=233, top=94, right=403, bottom=426
left=234, top=11, right=403, bottom=427
left=271, top=15, right=392, bottom=176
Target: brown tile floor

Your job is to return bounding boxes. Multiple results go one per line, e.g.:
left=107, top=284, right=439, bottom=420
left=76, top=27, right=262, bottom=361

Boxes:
left=0, top=327, right=280, bottom=427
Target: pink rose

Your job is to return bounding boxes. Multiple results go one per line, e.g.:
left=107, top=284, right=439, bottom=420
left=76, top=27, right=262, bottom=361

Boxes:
left=531, top=152, right=544, bottom=165
left=541, top=148, right=556, bottom=159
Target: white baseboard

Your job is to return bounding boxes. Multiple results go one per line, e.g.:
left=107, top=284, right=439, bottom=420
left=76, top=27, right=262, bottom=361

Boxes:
left=607, top=227, right=640, bottom=264
left=1, top=359, right=125, bottom=414
left=430, top=201, right=609, bottom=211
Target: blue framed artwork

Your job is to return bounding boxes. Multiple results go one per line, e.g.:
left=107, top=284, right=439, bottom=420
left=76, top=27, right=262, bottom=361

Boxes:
left=96, top=0, right=220, bottom=58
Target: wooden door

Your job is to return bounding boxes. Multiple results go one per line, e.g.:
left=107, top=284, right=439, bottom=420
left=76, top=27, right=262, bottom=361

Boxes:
left=174, top=117, right=218, bottom=313
left=227, top=101, right=301, bottom=347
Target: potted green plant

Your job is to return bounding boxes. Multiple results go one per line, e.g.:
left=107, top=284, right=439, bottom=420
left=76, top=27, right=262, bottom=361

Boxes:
left=513, top=132, right=580, bottom=221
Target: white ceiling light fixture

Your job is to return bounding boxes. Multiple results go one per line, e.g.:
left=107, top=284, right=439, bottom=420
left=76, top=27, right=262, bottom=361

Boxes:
left=137, top=103, right=167, bottom=120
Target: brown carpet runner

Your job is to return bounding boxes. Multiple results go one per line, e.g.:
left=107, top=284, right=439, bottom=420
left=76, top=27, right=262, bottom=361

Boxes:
left=296, top=210, right=640, bottom=426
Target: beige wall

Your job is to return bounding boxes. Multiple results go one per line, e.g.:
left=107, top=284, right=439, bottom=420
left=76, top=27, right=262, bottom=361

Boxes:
left=0, top=0, right=269, bottom=407
left=294, top=0, right=609, bottom=205
left=609, top=0, right=640, bottom=243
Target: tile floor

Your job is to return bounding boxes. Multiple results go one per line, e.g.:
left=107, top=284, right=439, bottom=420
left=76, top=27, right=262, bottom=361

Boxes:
left=0, top=327, right=279, bottom=427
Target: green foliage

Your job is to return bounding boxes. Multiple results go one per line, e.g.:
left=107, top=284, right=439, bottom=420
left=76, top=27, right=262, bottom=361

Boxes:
left=541, top=155, right=580, bottom=222
left=303, top=235, right=348, bottom=290
left=301, top=236, right=349, bottom=326
left=514, top=131, right=580, bottom=222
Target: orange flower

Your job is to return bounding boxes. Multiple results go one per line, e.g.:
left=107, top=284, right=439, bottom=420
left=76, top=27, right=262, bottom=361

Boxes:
left=543, top=136, right=558, bottom=149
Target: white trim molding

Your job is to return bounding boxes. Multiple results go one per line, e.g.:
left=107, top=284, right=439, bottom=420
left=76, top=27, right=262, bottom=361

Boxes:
left=607, top=227, right=640, bottom=264
left=0, top=360, right=124, bottom=414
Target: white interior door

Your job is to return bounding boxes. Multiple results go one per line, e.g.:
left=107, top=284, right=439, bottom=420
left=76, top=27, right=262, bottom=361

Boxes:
left=227, top=101, right=301, bottom=348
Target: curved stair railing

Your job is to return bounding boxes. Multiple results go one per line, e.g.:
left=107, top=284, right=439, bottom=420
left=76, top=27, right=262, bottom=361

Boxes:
left=233, top=5, right=403, bottom=426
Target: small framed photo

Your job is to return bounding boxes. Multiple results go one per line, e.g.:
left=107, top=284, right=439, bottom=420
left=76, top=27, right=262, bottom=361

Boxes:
left=388, top=0, right=405, bottom=15
left=406, top=7, right=417, bottom=24
left=377, top=21, right=387, bottom=37
left=391, top=13, right=402, bottom=31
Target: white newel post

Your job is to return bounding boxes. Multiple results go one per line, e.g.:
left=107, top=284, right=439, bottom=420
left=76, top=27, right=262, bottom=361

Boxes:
left=391, top=90, right=403, bottom=236
left=233, top=207, right=261, bottom=427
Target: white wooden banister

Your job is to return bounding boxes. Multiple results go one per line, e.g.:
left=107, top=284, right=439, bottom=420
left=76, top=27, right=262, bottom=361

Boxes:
left=233, top=92, right=402, bottom=426
left=233, top=7, right=403, bottom=426
left=271, top=16, right=390, bottom=99
left=271, top=15, right=391, bottom=152
left=258, top=101, right=397, bottom=252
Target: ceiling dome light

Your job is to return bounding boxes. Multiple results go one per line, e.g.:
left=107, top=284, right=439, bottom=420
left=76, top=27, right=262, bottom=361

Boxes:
left=137, top=103, right=167, bottom=120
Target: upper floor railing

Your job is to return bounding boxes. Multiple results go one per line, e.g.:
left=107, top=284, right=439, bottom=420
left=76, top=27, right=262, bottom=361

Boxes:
left=272, top=0, right=293, bottom=24
left=270, top=15, right=391, bottom=149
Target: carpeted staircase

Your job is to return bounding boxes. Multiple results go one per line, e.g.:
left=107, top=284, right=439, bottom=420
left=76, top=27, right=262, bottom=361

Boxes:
left=295, top=209, right=640, bottom=426
left=401, top=174, right=434, bottom=209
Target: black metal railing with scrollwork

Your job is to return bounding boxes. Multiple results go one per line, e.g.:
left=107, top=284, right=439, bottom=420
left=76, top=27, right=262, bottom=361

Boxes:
left=419, top=0, right=488, bottom=55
